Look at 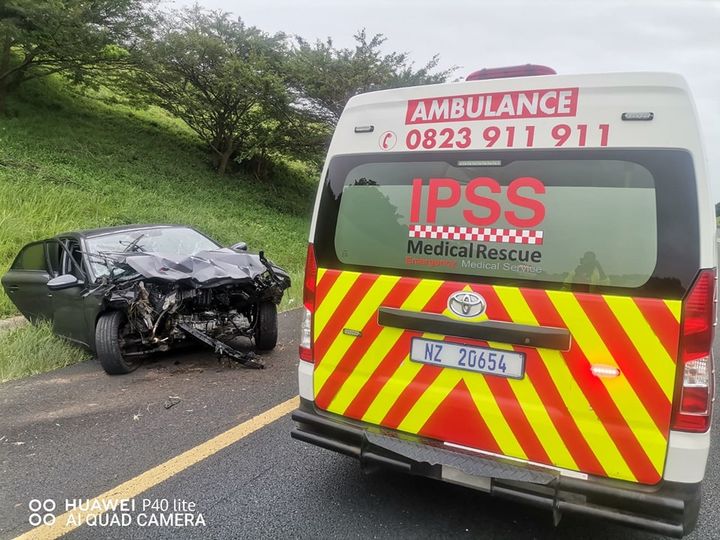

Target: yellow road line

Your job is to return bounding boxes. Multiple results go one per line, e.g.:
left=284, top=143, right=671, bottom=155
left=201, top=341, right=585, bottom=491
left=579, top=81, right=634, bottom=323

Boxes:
left=15, top=396, right=299, bottom=540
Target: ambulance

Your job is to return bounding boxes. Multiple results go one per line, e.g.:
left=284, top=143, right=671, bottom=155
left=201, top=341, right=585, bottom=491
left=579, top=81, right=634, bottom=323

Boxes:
left=291, top=65, right=716, bottom=536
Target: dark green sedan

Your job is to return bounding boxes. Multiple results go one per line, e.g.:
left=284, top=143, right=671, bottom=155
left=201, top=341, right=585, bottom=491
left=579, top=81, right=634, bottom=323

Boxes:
left=1, top=224, right=290, bottom=374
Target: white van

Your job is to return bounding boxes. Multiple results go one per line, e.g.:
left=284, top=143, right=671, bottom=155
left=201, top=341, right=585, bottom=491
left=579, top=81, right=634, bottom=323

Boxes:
left=291, top=66, right=716, bottom=537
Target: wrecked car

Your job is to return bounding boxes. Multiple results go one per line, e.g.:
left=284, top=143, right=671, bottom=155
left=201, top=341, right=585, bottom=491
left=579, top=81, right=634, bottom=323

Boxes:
left=1, top=225, right=291, bottom=374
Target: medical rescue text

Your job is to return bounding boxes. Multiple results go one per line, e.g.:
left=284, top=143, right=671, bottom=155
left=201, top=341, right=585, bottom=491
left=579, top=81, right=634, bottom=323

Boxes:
left=407, top=241, right=541, bottom=262
left=405, top=176, right=546, bottom=272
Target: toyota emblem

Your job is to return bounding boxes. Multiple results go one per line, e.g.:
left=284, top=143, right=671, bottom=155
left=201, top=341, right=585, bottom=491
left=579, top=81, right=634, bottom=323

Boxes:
left=448, top=291, right=486, bottom=318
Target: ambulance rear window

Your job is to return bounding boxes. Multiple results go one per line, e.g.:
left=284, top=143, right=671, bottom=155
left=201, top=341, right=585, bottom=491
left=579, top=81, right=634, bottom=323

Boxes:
left=315, top=149, right=699, bottom=297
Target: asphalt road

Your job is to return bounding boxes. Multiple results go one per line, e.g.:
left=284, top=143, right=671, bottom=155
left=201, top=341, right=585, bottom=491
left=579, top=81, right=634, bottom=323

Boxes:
left=1, top=308, right=718, bottom=540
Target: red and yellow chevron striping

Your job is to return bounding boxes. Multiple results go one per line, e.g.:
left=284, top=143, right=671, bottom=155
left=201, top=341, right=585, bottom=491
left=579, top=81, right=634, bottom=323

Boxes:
left=312, top=269, right=681, bottom=485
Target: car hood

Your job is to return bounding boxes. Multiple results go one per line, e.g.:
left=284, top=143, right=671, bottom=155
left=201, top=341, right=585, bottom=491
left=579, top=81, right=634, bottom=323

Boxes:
left=120, top=248, right=289, bottom=288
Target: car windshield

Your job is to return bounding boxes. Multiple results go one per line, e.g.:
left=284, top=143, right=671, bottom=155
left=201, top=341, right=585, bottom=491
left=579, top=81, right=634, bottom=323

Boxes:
left=85, top=227, right=221, bottom=278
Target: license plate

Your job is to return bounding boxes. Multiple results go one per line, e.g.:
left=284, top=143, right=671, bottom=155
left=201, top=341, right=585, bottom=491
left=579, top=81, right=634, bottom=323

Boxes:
left=410, top=338, right=525, bottom=379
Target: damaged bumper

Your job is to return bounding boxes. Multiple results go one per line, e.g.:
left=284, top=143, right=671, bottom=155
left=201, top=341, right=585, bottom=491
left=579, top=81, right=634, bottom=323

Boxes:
left=96, top=248, right=290, bottom=366
left=291, top=398, right=701, bottom=538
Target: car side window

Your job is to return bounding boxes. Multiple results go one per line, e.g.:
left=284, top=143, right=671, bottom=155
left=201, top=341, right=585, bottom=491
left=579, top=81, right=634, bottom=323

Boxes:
left=60, top=240, right=86, bottom=280
left=45, top=240, right=62, bottom=277
left=11, top=242, right=47, bottom=272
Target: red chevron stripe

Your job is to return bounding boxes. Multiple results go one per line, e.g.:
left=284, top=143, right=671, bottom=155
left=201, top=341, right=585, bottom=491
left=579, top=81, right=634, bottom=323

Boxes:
left=316, top=269, right=341, bottom=306
left=315, top=278, right=417, bottom=409
left=314, top=273, right=380, bottom=366
left=377, top=281, right=467, bottom=428
left=483, top=374, right=551, bottom=463
left=522, top=288, right=660, bottom=484
left=342, top=281, right=458, bottom=419
left=419, top=379, right=502, bottom=454
left=521, top=346, right=607, bottom=477
left=381, top=364, right=443, bottom=429
left=633, top=297, right=680, bottom=361
left=577, top=294, right=671, bottom=433
left=471, top=285, right=550, bottom=464
left=343, top=332, right=416, bottom=419
left=480, top=288, right=607, bottom=476
left=434, top=330, right=555, bottom=465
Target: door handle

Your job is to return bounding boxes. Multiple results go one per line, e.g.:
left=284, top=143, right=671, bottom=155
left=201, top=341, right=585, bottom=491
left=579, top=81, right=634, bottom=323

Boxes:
left=7, top=286, right=19, bottom=292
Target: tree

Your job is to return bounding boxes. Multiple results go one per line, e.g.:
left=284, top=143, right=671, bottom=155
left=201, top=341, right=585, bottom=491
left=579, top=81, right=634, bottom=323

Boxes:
left=289, top=30, right=455, bottom=125
left=131, top=7, right=291, bottom=175
left=0, top=0, right=153, bottom=113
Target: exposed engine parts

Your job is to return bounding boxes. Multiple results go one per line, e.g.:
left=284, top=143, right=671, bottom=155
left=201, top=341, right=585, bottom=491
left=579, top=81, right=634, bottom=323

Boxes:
left=97, top=248, right=291, bottom=368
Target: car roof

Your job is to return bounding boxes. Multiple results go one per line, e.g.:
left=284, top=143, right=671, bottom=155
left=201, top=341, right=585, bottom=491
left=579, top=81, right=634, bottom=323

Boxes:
left=58, top=224, right=192, bottom=239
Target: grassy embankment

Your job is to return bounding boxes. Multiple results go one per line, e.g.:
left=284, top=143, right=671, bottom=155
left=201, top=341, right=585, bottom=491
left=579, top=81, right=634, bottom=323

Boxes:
left=0, top=322, right=90, bottom=381
left=0, top=76, right=315, bottom=381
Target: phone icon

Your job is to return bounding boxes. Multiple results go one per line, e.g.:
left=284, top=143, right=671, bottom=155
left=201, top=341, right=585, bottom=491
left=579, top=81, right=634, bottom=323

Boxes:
left=379, top=131, right=396, bottom=150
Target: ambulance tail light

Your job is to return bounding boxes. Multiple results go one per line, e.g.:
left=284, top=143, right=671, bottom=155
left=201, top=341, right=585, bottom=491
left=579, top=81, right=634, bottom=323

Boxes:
left=466, top=64, right=556, bottom=81
left=672, top=269, right=716, bottom=433
left=299, top=244, right=317, bottom=363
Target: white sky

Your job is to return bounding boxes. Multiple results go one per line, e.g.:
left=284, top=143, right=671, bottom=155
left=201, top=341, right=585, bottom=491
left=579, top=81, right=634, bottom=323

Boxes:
left=174, top=0, right=720, bottom=201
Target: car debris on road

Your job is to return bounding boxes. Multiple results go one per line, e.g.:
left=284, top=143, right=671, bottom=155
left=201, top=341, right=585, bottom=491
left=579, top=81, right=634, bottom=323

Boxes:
left=163, top=396, right=182, bottom=409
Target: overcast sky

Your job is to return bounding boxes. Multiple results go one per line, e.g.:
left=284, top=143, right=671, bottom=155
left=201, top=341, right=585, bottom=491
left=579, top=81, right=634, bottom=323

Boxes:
left=174, top=0, right=720, bottom=201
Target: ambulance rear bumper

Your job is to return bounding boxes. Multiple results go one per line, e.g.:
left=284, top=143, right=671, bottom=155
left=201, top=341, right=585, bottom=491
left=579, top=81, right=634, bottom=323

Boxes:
left=291, top=398, right=701, bottom=538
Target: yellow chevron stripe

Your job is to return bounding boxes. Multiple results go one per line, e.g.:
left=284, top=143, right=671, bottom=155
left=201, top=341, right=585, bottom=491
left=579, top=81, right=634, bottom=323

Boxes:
left=537, top=348, right=635, bottom=481
left=548, top=291, right=666, bottom=476
left=393, top=362, right=528, bottom=460
left=317, top=267, right=327, bottom=283
left=313, top=271, right=359, bottom=338
left=462, top=374, right=528, bottom=459
left=314, top=275, right=400, bottom=393
left=395, top=368, right=463, bottom=433
left=393, top=290, right=528, bottom=459
left=495, top=287, right=630, bottom=478
left=605, top=296, right=675, bottom=400
left=327, top=280, right=442, bottom=414
left=487, top=289, right=575, bottom=468
left=664, top=299, right=681, bottom=323
left=362, top=350, right=426, bottom=425
left=396, top=361, right=532, bottom=461
left=491, top=340, right=578, bottom=471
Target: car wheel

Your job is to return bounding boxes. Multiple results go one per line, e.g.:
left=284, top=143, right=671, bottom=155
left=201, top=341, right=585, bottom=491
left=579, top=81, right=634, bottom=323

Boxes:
left=95, top=311, right=139, bottom=375
left=255, top=302, right=278, bottom=351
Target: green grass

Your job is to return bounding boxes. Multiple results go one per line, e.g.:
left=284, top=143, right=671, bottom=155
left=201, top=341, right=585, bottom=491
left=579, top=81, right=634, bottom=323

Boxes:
left=0, top=322, right=89, bottom=382
left=0, top=76, right=316, bottom=318
left=0, top=76, right=316, bottom=380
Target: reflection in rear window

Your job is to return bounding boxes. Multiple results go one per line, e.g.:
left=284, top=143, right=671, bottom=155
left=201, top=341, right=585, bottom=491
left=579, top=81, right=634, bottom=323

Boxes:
left=334, top=159, right=657, bottom=289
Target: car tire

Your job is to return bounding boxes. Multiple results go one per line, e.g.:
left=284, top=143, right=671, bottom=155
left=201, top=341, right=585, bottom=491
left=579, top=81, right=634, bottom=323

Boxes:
left=255, top=302, right=278, bottom=351
left=95, top=311, right=139, bottom=375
